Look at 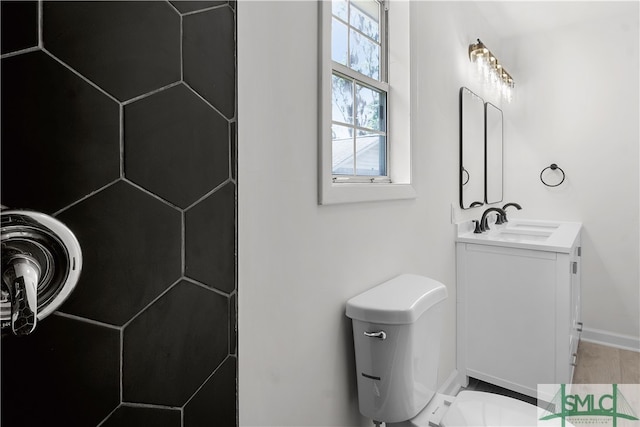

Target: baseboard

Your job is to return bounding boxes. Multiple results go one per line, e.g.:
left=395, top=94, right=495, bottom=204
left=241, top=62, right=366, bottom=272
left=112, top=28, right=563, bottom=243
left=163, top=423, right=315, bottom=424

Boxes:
left=581, top=327, right=640, bottom=352
left=438, top=369, right=462, bottom=396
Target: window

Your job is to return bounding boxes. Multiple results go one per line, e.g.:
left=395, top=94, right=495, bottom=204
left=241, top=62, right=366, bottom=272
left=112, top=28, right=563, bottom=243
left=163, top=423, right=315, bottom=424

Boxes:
left=319, top=0, right=414, bottom=205
left=331, top=0, right=388, bottom=179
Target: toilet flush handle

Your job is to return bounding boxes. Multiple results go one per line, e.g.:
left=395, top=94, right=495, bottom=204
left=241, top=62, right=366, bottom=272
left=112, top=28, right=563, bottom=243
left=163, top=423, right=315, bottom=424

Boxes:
left=364, top=331, right=387, bottom=340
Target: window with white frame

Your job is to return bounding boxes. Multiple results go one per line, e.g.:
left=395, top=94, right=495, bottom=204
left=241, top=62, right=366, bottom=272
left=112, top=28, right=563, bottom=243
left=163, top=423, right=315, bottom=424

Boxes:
left=331, top=0, right=388, bottom=179
left=319, top=0, right=414, bottom=205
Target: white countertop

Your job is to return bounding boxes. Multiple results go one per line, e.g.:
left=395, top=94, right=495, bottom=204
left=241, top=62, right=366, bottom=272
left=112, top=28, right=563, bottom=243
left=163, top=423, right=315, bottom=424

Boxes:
left=456, top=218, right=582, bottom=253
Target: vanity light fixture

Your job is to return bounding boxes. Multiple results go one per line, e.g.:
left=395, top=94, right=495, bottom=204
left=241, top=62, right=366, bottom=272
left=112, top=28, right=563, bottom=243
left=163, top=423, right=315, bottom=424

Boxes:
left=469, top=39, right=515, bottom=103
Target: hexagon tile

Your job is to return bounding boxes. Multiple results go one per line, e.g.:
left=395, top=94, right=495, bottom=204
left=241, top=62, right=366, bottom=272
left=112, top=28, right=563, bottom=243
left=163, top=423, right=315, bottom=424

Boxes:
left=124, top=84, right=230, bottom=209
left=1, top=1, right=237, bottom=426
left=43, top=1, right=181, bottom=102
left=1, top=50, right=120, bottom=214
left=1, top=316, right=120, bottom=427
left=184, top=357, right=237, bottom=426
left=1, top=1, right=38, bottom=54
left=186, top=182, right=236, bottom=293
left=123, top=281, right=229, bottom=406
left=56, top=181, right=182, bottom=326
left=183, top=5, right=236, bottom=119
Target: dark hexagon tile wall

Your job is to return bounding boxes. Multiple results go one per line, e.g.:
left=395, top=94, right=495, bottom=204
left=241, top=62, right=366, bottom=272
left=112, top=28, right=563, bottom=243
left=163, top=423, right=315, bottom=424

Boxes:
left=183, top=5, right=236, bottom=119
left=1, top=1, right=38, bottom=54
left=1, top=315, right=120, bottom=427
left=124, top=84, right=229, bottom=209
left=185, top=182, right=236, bottom=293
left=56, top=180, right=182, bottom=326
left=43, top=1, right=181, bottom=102
left=184, top=357, right=237, bottom=426
left=1, top=50, right=120, bottom=214
left=170, top=1, right=228, bottom=14
left=101, top=405, right=182, bottom=427
left=0, top=1, right=237, bottom=426
left=123, top=281, right=229, bottom=406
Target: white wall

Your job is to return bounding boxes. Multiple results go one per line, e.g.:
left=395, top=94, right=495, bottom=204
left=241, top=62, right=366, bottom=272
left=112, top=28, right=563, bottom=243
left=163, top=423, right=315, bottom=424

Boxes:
left=239, top=1, right=639, bottom=426
left=501, top=3, right=640, bottom=346
left=238, top=2, right=500, bottom=426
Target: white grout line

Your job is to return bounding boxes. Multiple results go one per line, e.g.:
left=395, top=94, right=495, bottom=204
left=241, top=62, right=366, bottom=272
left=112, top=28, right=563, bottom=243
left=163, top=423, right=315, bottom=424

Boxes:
left=0, top=46, right=40, bottom=59
left=52, top=178, right=121, bottom=216
left=40, top=47, right=120, bottom=104
left=120, top=178, right=184, bottom=212
left=120, top=279, right=182, bottom=330
left=120, top=401, right=183, bottom=411
left=53, top=311, right=121, bottom=330
left=180, top=11, right=184, bottom=81
left=121, top=80, right=182, bottom=106
left=181, top=276, right=232, bottom=298
left=38, top=0, right=43, bottom=49
left=181, top=355, right=231, bottom=408
left=120, top=328, right=124, bottom=403
left=181, top=211, right=186, bottom=276
left=182, top=80, right=233, bottom=122
left=183, top=178, right=232, bottom=212
left=119, top=104, right=125, bottom=178
left=180, top=4, right=230, bottom=17
left=96, top=404, right=121, bottom=427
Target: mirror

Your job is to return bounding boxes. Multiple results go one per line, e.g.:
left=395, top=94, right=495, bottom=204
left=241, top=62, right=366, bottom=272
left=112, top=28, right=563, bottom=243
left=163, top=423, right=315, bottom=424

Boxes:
left=460, top=87, right=485, bottom=209
left=485, top=102, right=503, bottom=204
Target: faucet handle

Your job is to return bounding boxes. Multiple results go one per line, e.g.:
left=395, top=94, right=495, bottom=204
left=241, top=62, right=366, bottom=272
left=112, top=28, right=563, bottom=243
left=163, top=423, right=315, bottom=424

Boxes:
left=2, top=253, right=40, bottom=336
left=473, top=220, right=482, bottom=233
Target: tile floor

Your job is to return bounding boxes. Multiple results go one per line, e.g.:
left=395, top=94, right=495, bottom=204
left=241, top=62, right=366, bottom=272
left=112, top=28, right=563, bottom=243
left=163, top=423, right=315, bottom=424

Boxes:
left=465, top=340, right=640, bottom=407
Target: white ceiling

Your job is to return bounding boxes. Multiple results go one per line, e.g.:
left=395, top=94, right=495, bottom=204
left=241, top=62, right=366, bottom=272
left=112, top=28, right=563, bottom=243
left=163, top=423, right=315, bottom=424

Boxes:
left=473, top=1, right=634, bottom=39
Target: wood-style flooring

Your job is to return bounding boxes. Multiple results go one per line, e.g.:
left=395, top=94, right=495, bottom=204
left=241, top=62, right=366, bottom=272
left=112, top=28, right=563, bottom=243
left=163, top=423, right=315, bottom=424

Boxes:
left=573, top=340, right=640, bottom=384
left=465, top=340, right=640, bottom=407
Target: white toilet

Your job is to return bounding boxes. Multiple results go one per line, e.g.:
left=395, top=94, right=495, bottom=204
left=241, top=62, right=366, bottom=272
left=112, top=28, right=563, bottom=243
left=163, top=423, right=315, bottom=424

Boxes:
left=346, top=274, right=559, bottom=427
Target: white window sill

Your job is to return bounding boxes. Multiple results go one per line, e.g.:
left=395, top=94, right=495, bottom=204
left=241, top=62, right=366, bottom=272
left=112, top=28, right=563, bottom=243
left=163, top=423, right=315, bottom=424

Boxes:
left=318, top=182, right=416, bottom=205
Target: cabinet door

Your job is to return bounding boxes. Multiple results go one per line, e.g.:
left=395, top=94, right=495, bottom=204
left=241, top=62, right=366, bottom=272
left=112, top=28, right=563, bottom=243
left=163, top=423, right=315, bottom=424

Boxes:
left=463, top=244, right=557, bottom=396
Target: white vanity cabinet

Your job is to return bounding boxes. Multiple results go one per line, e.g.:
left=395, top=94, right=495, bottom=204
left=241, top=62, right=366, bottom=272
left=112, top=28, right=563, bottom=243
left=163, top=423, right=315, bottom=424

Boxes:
left=456, top=220, right=581, bottom=399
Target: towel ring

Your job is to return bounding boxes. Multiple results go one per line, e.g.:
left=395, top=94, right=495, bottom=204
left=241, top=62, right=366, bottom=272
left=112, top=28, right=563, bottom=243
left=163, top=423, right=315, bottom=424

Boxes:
left=540, top=163, right=565, bottom=187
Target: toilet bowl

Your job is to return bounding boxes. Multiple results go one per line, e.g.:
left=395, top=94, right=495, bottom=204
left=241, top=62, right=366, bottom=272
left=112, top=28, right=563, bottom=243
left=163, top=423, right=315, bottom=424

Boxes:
left=389, top=390, right=547, bottom=427
left=346, top=274, right=569, bottom=427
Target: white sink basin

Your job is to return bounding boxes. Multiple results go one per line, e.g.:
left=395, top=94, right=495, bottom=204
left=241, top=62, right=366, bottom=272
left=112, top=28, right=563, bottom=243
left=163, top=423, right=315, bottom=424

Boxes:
left=507, top=221, right=560, bottom=231
left=456, top=219, right=581, bottom=252
left=495, top=228, right=552, bottom=242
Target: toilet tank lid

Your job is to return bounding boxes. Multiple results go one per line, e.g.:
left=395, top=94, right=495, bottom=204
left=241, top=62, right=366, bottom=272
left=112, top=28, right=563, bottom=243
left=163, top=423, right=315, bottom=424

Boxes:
left=346, top=274, right=447, bottom=324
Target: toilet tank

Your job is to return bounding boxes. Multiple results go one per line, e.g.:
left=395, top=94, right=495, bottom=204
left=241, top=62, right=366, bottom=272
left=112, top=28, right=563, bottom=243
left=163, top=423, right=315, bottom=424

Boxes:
left=346, top=274, right=447, bottom=423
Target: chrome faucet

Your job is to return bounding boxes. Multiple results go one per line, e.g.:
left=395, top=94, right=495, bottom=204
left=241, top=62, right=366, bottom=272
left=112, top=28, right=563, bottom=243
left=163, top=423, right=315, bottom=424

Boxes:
left=502, top=202, right=522, bottom=222
left=1, top=247, right=40, bottom=335
left=1, top=210, right=83, bottom=336
left=479, top=207, right=506, bottom=232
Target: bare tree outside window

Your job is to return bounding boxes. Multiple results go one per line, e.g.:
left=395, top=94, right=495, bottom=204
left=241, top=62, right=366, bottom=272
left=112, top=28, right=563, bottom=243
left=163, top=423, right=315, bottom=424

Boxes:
left=331, top=0, right=387, bottom=177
